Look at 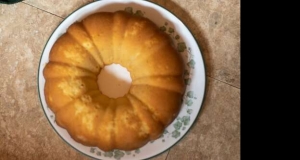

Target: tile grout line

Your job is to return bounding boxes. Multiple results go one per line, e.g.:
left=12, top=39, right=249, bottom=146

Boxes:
left=164, top=150, right=170, bottom=160
left=208, top=76, right=240, bottom=89
left=21, top=1, right=64, bottom=19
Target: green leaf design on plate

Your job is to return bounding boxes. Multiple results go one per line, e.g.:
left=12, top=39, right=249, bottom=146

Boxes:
left=187, top=59, right=196, bottom=69
left=164, top=130, right=169, bottom=134
left=177, top=42, right=187, bottom=52
left=185, top=99, right=193, bottom=106
left=96, top=151, right=101, bottom=156
left=172, top=130, right=181, bottom=138
left=104, top=151, right=113, bottom=158
left=134, top=10, right=144, bottom=17
left=124, top=7, right=133, bottom=14
left=125, top=151, right=131, bottom=155
left=114, top=150, right=125, bottom=160
left=182, top=126, right=186, bottom=130
left=168, top=27, right=174, bottom=33
left=135, top=149, right=140, bottom=154
left=184, top=78, right=191, bottom=85
left=187, top=91, right=194, bottom=98
left=160, top=26, right=167, bottom=32
left=175, top=35, right=180, bottom=40
left=187, top=109, right=193, bottom=114
left=173, top=121, right=183, bottom=130
left=90, top=148, right=95, bottom=153
left=182, top=116, right=190, bottom=126
left=184, top=69, right=189, bottom=76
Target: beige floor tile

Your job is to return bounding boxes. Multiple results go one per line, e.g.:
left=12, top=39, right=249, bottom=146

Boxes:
left=0, top=3, right=90, bottom=160
left=167, top=78, right=240, bottom=160
left=164, top=0, right=240, bottom=88
left=23, top=0, right=93, bottom=18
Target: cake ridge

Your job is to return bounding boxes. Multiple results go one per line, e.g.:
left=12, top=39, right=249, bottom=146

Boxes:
left=118, top=14, right=160, bottom=68
left=131, top=84, right=183, bottom=94
left=49, top=33, right=100, bottom=73
left=78, top=21, right=106, bottom=68
left=111, top=11, right=131, bottom=65
left=126, top=31, right=170, bottom=68
left=111, top=100, right=117, bottom=151
left=130, top=85, right=182, bottom=126
left=82, top=12, right=114, bottom=65
left=44, top=76, right=98, bottom=82
left=112, top=96, right=150, bottom=150
left=55, top=91, right=103, bottom=146
left=66, top=22, right=105, bottom=69
left=100, top=99, right=116, bottom=151
left=127, top=94, right=165, bottom=140
left=43, top=61, right=97, bottom=79
left=124, top=96, right=151, bottom=139
left=44, top=77, right=98, bottom=113
left=117, top=14, right=138, bottom=66
left=132, top=75, right=185, bottom=94
left=131, top=72, right=184, bottom=80
left=132, top=75, right=184, bottom=81
left=128, top=93, right=164, bottom=127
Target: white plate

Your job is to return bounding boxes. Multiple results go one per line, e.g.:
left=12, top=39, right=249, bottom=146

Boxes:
left=37, top=0, right=206, bottom=159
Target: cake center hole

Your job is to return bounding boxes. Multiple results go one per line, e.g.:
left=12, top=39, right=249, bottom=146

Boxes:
left=97, top=64, right=132, bottom=98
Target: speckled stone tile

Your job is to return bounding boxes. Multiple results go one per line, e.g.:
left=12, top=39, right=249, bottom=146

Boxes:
left=166, top=77, right=240, bottom=160
left=23, top=0, right=93, bottom=18
left=0, top=3, right=90, bottom=160
left=165, top=0, right=240, bottom=88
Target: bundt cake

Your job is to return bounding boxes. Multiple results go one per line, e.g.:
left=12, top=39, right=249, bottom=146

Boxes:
left=43, top=10, right=185, bottom=151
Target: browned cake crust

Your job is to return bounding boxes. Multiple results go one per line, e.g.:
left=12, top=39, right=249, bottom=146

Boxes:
left=43, top=11, right=185, bottom=151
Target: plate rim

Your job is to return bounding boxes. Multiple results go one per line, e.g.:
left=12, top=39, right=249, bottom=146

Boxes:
left=37, top=0, right=207, bottom=159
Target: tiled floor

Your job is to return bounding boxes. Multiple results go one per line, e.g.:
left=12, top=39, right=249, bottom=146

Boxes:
left=0, top=0, right=240, bottom=160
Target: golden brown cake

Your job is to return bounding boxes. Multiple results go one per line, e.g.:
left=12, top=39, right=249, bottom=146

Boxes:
left=43, top=11, right=185, bottom=151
